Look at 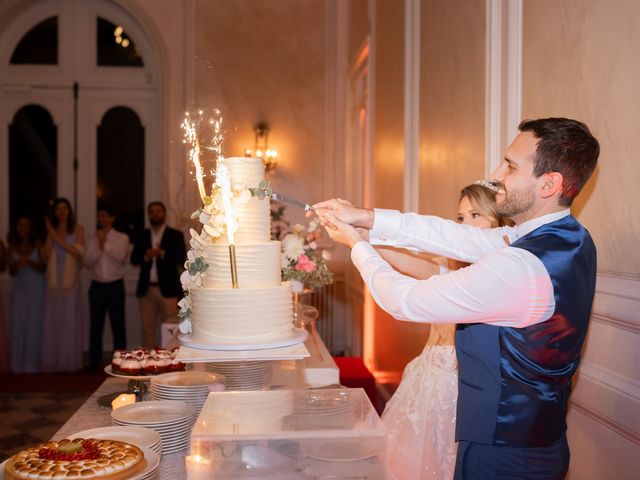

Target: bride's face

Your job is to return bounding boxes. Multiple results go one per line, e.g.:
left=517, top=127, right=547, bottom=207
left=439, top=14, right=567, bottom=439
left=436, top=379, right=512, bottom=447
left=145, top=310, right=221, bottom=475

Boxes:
left=457, top=196, right=494, bottom=229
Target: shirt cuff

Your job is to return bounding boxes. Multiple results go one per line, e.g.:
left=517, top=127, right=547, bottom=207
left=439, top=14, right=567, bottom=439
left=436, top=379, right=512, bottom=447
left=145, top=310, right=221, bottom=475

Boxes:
left=370, top=209, right=402, bottom=246
left=351, top=241, right=379, bottom=270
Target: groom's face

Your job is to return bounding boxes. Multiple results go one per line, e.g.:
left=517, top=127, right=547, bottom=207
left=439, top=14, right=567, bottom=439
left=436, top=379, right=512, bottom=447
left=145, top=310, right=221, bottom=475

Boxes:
left=491, top=131, right=540, bottom=222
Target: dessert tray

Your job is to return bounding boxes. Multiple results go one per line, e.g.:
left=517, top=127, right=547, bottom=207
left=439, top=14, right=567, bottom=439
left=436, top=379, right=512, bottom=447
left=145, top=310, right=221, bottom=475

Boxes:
left=104, top=365, right=160, bottom=381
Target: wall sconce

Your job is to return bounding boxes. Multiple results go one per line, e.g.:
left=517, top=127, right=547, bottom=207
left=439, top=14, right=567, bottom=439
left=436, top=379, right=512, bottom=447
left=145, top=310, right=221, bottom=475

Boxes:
left=244, top=121, right=278, bottom=172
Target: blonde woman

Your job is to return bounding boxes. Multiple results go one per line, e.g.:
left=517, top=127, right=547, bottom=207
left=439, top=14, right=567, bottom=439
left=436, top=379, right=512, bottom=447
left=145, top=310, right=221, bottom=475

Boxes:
left=381, top=184, right=507, bottom=479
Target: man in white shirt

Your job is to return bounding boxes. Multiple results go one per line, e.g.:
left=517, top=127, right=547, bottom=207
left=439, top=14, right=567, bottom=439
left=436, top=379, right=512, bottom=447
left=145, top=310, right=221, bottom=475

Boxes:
left=314, top=117, right=599, bottom=479
left=84, top=206, right=130, bottom=372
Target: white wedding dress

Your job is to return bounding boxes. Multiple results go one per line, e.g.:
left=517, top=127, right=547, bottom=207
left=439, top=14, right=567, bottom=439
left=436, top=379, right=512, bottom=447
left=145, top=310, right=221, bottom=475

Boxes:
left=382, top=322, right=458, bottom=479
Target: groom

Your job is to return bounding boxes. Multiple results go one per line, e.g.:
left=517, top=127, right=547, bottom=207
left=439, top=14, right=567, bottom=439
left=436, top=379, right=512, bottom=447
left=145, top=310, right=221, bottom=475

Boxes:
left=314, top=117, right=599, bottom=479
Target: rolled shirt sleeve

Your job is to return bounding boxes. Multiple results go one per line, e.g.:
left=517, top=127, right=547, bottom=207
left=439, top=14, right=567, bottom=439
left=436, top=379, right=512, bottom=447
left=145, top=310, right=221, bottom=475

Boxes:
left=351, top=241, right=555, bottom=328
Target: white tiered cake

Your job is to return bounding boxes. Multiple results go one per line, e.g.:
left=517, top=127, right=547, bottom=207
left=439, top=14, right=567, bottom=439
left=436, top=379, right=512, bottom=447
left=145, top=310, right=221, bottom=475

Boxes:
left=187, top=157, right=294, bottom=346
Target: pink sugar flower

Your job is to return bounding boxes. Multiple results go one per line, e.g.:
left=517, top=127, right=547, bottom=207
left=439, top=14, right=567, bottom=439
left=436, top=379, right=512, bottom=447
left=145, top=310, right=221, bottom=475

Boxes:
left=295, top=254, right=316, bottom=273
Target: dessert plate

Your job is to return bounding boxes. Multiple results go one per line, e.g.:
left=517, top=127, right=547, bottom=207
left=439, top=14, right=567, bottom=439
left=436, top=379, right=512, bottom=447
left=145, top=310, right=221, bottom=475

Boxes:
left=151, top=371, right=222, bottom=387
left=179, top=328, right=308, bottom=351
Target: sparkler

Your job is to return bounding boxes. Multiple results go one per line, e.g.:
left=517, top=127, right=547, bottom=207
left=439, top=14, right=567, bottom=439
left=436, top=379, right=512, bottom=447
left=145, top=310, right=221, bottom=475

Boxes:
left=181, top=111, right=207, bottom=204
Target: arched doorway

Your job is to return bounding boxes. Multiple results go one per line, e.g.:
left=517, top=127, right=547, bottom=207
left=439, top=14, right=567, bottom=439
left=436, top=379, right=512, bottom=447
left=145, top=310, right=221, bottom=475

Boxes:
left=0, top=0, right=161, bottom=241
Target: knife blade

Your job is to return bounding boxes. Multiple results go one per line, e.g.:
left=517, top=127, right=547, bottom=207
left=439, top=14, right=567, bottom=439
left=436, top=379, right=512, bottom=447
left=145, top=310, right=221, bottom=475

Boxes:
left=271, top=192, right=314, bottom=211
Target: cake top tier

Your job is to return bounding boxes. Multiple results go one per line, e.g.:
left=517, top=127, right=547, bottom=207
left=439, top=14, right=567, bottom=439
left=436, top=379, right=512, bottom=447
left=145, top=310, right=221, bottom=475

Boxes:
left=217, top=157, right=264, bottom=189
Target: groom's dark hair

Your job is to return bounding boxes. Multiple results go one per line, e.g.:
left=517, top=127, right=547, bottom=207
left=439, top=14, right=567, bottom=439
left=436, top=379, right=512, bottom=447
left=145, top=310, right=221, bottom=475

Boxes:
left=519, top=117, right=599, bottom=207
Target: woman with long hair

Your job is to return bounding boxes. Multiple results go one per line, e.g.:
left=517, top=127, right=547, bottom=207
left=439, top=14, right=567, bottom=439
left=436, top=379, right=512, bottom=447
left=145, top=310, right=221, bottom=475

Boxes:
left=41, top=198, right=85, bottom=372
left=382, top=184, right=507, bottom=479
left=7, top=216, right=46, bottom=372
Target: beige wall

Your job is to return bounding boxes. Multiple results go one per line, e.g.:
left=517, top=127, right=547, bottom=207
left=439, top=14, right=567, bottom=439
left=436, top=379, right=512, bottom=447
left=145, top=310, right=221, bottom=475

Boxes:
left=522, top=0, right=640, bottom=276
left=522, top=1, right=640, bottom=477
left=194, top=0, right=326, bottom=227
left=419, top=0, right=486, bottom=220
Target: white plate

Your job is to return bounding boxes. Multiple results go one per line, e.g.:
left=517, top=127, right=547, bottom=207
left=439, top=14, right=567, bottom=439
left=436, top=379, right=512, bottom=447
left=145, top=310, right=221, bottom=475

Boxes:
left=302, top=438, right=384, bottom=462
left=112, top=400, right=195, bottom=425
left=68, top=426, right=162, bottom=452
left=151, top=371, right=222, bottom=387
left=179, top=328, right=307, bottom=351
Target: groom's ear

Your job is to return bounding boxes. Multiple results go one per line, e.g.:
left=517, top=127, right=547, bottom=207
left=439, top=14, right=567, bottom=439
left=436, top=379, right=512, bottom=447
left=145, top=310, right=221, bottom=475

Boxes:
left=539, top=172, right=563, bottom=199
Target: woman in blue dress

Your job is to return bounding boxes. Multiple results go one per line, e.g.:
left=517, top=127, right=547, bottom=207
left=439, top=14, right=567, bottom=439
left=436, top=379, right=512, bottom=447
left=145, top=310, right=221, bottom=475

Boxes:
left=7, top=216, right=46, bottom=373
left=41, top=198, right=85, bottom=372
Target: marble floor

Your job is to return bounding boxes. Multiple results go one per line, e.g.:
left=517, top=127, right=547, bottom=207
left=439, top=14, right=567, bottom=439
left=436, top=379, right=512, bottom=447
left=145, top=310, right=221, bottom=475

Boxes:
left=0, top=371, right=107, bottom=462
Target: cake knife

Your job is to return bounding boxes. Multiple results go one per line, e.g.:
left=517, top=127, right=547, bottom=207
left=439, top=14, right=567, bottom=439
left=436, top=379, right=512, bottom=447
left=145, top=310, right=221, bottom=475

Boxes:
left=271, top=192, right=314, bottom=211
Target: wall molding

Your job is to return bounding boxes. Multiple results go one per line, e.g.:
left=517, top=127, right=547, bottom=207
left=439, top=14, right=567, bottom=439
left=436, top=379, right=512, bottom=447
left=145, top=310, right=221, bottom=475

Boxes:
left=484, top=0, right=522, bottom=177
left=403, top=0, right=420, bottom=212
left=571, top=400, right=640, bottom=446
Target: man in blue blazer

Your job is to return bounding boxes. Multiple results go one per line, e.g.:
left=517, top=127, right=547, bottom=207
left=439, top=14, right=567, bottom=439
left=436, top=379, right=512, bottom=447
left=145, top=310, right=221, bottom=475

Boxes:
left=314, top=117, right=599, bottom=479
left=131, top=201, right=187, bottom=347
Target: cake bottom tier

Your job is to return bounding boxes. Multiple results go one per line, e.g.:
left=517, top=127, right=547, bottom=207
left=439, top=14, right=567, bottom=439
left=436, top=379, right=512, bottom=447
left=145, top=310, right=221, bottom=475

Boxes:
left=190, top=283, right=293, bottom=345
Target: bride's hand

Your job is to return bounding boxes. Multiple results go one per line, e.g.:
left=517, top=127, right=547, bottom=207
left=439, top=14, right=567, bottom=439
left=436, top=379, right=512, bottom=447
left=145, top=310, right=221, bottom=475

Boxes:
left=320, top=213, right=364, bottom=248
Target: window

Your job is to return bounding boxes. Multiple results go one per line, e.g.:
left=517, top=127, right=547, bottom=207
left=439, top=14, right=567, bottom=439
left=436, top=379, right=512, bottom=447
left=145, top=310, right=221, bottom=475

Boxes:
left=10, top=16, right=58, bottom=65
left=9, top=105, right=57, bottom=240
left=96, top=17, right=143, bottom=67
left=97, top=107, right=145, bottom=238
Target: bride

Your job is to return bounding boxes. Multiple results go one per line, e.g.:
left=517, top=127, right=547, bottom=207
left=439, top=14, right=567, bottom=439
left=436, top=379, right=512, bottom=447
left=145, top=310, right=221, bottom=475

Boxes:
left=381, top=184, right=507, bottom=479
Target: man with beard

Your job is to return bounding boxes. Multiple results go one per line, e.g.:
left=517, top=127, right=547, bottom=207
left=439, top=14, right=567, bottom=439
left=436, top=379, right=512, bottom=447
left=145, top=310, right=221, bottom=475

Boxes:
left=131, top=201, right=186, bottom=348
left=313, top=117, right=599, bottom=479
left=84, top=206, right=130, bottom=371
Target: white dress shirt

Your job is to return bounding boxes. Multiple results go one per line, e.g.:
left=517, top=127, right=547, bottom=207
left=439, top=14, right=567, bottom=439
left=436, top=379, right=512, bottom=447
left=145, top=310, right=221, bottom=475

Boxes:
left=149, top=224, right=166, bottom=283
left=351, top=209, right=571, bottom=328
left=84, top=228, right=130, bottom=283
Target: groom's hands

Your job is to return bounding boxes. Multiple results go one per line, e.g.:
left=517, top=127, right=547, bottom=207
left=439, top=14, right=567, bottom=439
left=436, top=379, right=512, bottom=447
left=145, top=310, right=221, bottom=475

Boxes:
left=310, top=198, right=375, bottom=230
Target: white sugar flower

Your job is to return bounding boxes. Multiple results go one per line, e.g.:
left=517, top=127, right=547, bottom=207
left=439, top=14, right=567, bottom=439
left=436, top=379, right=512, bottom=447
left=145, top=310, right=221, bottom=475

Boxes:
left=203, top=223, right=223, bottom=238
left=238, top=189, right=252, bottom=204
left=282, top=234, right=305, bottom=261
left=199, top=210, right=212, bottom=225
left=187, top=250, right=196, bottom=263
left=180, top=270, right=192, bottom=290
left=292, top=224, right=305, bottom=234
left=192, top=274, right=203, bottom=288
left=179, top=318, right=192, bottom=334
left=308, top=241, right=317, bottom=250
left=178, top=296, right=191, bottom=311
left=321, top=249, right=332, bottom=261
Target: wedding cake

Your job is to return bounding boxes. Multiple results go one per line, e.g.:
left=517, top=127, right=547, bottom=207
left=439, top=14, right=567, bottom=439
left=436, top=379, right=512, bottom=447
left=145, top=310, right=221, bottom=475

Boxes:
left=180, top=157, right=294, bottom=346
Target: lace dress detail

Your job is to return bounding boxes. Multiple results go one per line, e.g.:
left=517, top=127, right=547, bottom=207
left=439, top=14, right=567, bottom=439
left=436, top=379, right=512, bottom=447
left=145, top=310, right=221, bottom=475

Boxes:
left=382, top=323, right=457, bottom=479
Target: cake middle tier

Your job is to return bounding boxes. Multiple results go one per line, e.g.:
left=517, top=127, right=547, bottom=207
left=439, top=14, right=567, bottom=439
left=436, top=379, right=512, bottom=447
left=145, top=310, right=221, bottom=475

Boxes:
left=201, top=241, right=282, bottom=288
left=190, top=283, right=293, bottom=344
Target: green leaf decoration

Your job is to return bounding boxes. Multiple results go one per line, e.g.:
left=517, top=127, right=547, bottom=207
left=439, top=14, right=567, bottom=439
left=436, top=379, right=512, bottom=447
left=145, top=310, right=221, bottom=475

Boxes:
left=191, top=209, right=201, bottom=219
left=178, top=308, right=192, bottom=319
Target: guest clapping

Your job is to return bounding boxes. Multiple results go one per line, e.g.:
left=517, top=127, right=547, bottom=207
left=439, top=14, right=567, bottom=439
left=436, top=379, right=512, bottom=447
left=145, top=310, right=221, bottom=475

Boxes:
left=131, top=202, right=186, bottom=348
left=84, top=206, right=130, bottom=372
left=7, top=216, right=46, bottom=373
left=42, top=198, right=85, bottom=372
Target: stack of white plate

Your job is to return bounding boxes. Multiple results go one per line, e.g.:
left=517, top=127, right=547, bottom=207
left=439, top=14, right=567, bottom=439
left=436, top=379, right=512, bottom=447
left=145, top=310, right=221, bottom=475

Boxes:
left=69, top=426, right=162, bottom=457
left=150, top=371, right=224, bottom=413
left=111, top=400, right=196, bottom=455
left=205, top=361, right=271, bottom=390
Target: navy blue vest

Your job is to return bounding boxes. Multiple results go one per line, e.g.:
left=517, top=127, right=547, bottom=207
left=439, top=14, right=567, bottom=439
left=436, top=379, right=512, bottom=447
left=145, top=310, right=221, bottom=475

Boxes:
left=455, top=215, right=596, bottom=447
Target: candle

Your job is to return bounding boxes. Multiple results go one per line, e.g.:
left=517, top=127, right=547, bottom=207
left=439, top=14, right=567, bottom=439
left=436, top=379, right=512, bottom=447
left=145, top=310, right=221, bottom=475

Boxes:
left=216, top=164, right=239, bottom=288
left=185, top=454, right=211, bottom=480
left=111, top=393, right=136, bottom=410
